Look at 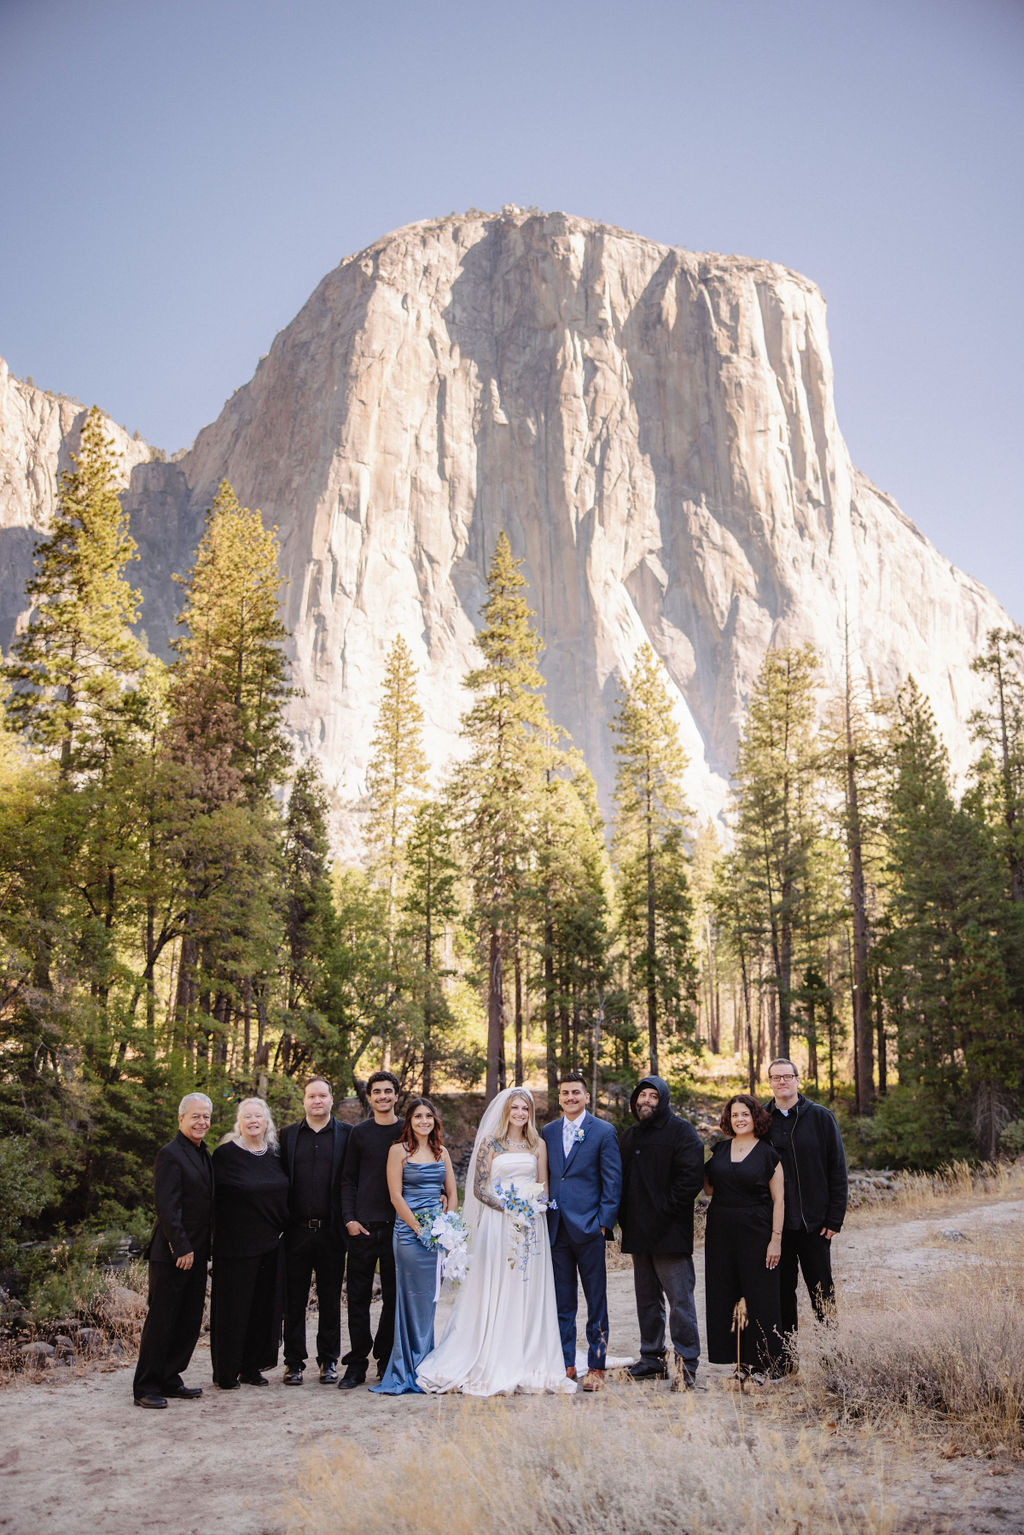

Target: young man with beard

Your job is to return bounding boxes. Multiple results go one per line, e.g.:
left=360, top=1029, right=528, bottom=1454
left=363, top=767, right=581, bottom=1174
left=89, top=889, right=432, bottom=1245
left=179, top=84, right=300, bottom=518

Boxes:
left=618, top=1075, right=706, bottom=1390
left=338, top=1070, right=404, bottom=1388
left=765, top=1059, right=848, bottom=1355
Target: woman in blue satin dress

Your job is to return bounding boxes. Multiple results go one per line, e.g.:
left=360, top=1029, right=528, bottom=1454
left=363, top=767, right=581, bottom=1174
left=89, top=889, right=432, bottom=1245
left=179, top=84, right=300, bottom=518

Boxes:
left=371, top=1096, right=457, bottom=1394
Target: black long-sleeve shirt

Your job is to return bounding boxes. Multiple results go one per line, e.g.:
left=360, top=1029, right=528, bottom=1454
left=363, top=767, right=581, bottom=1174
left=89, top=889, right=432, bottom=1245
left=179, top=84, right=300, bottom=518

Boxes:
left=340, top=1118, right=403, bottom=1226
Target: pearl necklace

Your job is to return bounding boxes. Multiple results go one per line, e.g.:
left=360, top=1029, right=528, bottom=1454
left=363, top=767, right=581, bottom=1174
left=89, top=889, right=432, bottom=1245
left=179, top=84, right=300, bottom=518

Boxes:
left=242, top=1140, right=269, bottom=1156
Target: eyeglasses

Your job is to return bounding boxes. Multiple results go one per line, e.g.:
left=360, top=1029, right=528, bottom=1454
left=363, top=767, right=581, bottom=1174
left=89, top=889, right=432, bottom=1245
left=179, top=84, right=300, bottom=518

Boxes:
left=768, top=1073, right=796, bottom=1082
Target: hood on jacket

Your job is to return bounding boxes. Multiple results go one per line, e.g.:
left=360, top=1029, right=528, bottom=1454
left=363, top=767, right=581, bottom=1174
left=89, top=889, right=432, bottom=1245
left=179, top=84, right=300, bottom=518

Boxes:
left=630, top=1075, right=671, bottom=1128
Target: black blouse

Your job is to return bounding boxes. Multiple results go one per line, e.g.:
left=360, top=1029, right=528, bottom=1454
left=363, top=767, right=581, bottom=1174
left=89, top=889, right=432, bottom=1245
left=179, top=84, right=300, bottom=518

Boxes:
left=212, top=1140, right=290, bottom=1259
left=705, top=1138, right=780, bottom=1210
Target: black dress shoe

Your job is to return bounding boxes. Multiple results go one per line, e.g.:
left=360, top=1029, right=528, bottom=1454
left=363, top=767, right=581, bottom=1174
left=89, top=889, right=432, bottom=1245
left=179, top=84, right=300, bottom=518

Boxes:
left=165, top=1384, right=203, bottom=1400
left=626, top=1359, right=669, bottom=1380
left=282, top=1366, right=304, bottom=1384
left=134, top=1393, right=168, bottom=1409
left=215, top=1380, right=241, bottom=1391
left=319, top=1362, right=338, bottom=1385
left=238, top=1372, right=269, bottom=1386
left=337, top=1367, right=366, bottom=1389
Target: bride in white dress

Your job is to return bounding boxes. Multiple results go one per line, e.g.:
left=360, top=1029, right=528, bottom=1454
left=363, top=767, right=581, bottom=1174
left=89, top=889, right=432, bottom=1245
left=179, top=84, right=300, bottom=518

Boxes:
left=416, top=1086, right=575, bottom=1396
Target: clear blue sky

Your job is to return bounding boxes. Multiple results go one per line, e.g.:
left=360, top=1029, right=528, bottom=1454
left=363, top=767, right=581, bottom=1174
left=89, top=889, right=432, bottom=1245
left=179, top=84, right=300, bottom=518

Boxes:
left=2, top=0, right=1021, bottom=619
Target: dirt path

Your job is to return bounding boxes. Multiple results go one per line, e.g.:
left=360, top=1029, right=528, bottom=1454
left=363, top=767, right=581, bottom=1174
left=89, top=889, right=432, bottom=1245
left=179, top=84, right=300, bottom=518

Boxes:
left=2, top=1201, right=1022, bottom=1535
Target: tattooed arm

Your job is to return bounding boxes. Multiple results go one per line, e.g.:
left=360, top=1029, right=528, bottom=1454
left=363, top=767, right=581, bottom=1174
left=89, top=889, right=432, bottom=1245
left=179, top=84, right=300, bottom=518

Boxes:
left=473, top=1137, right=506, bottom=1211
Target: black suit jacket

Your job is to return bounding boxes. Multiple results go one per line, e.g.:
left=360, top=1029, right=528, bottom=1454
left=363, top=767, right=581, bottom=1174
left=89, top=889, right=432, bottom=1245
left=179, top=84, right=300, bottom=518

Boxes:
left=279, top=1116, right=350, bottom=1237
left=148, top=1131, right=214, bottom=1264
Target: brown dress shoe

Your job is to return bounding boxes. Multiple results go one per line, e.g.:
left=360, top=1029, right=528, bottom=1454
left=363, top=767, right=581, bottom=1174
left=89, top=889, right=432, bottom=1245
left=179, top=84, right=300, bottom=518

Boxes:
left=581, top=1369, right=605, bottom=1392
left=565, top=1365, right=577, bottom=1380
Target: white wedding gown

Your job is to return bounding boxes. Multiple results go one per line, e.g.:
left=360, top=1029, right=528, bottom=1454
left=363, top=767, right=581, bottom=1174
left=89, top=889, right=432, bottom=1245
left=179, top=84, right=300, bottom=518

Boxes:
left=416, top=1151, right=576, bottom=1396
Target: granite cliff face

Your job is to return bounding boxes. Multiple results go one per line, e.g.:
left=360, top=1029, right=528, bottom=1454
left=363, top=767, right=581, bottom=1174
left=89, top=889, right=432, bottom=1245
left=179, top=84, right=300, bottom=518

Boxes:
left=0, top=210, right=1016, bottom=839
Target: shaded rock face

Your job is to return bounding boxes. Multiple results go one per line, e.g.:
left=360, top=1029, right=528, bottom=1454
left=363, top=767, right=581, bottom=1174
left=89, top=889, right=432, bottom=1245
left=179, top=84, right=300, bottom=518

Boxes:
left=0, top=211, right=1016, bottom=842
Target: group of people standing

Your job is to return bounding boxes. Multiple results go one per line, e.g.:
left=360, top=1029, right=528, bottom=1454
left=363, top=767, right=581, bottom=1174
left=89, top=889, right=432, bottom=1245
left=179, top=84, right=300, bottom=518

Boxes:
left=131, top=1058, right=846, bottom=1408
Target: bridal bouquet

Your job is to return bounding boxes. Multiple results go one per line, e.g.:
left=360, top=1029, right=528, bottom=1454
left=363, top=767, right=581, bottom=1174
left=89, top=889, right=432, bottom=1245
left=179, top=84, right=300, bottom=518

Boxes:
left=417, top=1207, right=472, bottom=1289
left=493, top=1178, right=550, bottom=1277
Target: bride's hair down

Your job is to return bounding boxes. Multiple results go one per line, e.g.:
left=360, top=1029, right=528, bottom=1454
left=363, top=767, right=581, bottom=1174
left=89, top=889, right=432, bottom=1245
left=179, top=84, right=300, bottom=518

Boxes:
left=495, top=1088, right=540, bottom=1151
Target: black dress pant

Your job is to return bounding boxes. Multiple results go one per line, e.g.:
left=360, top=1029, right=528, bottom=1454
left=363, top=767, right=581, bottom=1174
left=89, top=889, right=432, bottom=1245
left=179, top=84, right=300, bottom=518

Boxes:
left=133, top=1253, right=208, bottom=1398
left=704, top=1206, right=783, bottom=1374
left=342, top=1222, right=396, bottom=1373
left=779, top=1228, right=836, bottom=1336
left=283, top=1224, right=344, bottom=1368
left=210, top=1246, right=283, bottom=1385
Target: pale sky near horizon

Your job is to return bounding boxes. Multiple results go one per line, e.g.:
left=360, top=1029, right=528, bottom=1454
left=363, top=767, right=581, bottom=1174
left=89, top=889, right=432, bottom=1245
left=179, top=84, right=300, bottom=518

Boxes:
left=1, top=0, right=1021, bottom=621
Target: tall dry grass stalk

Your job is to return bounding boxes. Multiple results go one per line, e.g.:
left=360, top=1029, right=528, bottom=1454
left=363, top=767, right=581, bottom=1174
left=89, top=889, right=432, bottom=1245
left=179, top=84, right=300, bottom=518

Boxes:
left=284, top=1395, right=914, bottom=1535
left=799, top=1227, right=1024, bottom=1451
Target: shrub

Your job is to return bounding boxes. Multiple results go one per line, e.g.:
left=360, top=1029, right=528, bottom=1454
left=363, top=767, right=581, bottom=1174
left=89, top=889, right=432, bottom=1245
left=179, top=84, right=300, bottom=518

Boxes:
left=0, top=1138, right=56, bottom=1266
left=857, top=1085, right=975, bottom=1170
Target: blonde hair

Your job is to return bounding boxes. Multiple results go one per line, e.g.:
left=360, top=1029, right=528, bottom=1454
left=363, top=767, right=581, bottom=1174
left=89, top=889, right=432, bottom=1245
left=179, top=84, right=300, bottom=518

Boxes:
left=496, top=1089, right=540, bottom=1151
left=223, top=1097, right=279, bottom=1151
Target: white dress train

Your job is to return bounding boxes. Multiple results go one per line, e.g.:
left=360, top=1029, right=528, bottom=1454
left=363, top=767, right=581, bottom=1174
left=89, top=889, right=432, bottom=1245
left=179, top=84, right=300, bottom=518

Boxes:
left=416, top=1151, right=575, bottom=1396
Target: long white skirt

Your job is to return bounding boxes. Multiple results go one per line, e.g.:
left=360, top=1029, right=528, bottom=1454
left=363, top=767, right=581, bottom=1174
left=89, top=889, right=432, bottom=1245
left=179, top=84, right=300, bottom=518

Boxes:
left=416, top=1152, right=575, bottom=1396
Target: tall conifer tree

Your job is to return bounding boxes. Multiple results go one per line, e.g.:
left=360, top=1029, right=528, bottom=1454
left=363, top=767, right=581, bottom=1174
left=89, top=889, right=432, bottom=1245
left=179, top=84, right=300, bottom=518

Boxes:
left=611, top=644, right=694, bottom=1075
left=4, top=407, right=142, bottom=776
left=456, top=533, right=549, bottom=1098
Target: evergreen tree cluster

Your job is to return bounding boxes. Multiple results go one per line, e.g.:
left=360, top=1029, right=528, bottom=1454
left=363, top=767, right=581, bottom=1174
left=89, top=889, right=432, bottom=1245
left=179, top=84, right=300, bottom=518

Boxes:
left=1, top=414, right=1022, bottom=1265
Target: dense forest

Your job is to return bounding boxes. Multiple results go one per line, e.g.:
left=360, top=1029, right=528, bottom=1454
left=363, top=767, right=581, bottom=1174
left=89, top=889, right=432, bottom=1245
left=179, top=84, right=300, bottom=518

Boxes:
left=1, top=411, right=1023, bottom=1275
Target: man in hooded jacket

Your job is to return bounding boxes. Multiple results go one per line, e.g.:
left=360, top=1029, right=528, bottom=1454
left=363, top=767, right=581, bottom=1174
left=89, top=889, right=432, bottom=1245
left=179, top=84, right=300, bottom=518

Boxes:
left=619, top=1075, right=706, bottom=1389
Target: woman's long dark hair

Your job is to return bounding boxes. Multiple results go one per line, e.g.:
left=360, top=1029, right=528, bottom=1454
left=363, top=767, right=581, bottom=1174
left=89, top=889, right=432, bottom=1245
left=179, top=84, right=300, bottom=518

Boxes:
left=400, top=1095, right=445, bottom=1159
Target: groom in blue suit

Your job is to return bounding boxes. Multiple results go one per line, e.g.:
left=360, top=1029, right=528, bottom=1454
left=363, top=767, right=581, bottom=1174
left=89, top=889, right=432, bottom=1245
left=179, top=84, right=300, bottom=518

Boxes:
left=543, top=1072, right=622, bottom=1391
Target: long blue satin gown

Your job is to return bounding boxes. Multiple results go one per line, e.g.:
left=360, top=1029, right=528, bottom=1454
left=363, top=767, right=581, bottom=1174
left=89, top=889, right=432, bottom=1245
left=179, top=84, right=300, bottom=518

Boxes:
left=371, top=1158, right=447, bottom=1394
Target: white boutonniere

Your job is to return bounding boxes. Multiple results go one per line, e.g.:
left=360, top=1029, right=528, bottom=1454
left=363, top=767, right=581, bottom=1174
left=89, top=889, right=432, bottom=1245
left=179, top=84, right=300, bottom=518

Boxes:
left=573, top=1123, right=586, bottom=1145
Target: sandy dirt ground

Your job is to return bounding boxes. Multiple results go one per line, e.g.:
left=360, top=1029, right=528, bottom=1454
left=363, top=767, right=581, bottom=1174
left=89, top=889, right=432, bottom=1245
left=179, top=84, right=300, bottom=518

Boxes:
left=2, top=1201, right=1022, bottom=1535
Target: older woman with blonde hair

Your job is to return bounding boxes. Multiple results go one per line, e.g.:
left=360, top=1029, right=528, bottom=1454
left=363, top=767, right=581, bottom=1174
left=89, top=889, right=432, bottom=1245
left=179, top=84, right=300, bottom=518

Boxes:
left=210, top=1098, right=290, bottom=1389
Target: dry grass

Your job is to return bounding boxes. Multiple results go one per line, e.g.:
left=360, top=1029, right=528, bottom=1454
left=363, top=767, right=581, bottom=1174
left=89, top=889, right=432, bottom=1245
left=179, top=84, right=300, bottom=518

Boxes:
left=798, top=1225, right=1024, bottom=1454
left=845, top=1160, right=1024, bottom=1225
left=284, top=1395, right=925, bottom=1535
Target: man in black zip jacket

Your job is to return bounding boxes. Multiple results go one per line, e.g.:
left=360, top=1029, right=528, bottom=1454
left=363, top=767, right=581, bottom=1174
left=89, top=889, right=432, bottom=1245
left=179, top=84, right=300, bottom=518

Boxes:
left=765, top=1059, right=847, bottom=1352
left=619, top=1075, right=705, bottom=1390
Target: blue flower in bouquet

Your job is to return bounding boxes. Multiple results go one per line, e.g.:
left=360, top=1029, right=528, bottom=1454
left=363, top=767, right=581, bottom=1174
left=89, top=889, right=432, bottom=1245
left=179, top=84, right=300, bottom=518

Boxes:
left=416, top=1206, right=472, bottom=1288
left=494, top=1178, right=550, bottom=1278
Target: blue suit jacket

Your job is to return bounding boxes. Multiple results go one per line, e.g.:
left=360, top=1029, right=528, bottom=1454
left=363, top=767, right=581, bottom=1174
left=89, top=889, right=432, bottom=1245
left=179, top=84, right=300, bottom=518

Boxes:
left=543, top=1111, right=622, bottom=1244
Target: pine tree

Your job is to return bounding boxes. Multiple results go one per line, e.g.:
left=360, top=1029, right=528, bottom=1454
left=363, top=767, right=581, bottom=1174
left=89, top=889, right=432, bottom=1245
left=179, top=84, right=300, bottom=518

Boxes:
left=731, top=645, right=822, bottom=1058
left=4, top=407, right=142, bottom=776
left=278, top=758, right=336, bottom=1078
left=611, top=644, right=694, bottom=1075
left=168, top=480, right=291, bottom=806
left=165, top=481, right=292, bottom=1074
left=970, top=627, right=1024, bottom=903
left=401, top=799, right=462, bottom=1094
left=455, top=533, right=550, bottom=1098
left=363, top=636, right=428, bottom=1063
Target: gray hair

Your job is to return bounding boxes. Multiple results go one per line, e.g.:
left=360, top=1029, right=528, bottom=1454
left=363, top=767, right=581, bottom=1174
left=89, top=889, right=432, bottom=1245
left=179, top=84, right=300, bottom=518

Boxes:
left=178, top=1092, right=213, bottom=1116
left=226, top=1096, right=279, bottom=1151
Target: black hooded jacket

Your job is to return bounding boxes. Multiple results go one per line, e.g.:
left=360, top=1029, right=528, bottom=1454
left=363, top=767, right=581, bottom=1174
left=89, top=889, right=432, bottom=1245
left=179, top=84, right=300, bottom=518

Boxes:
left=618, top=1076, right=706, bottom=1255
left=766, top=1093, right=848, bottom=1233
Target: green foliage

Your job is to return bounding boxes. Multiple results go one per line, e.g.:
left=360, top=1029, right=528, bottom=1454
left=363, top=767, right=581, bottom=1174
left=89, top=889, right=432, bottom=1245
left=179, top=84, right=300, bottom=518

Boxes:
left=998, top=1119, right=1024, bottom=1157
left=611, top=644, right=695, bottom=1075
left=3, top=407, right=143, bottom=776
left=858, top=1085, right=974, bottom=1170
left=0, top=1138, right=57, bottom=1266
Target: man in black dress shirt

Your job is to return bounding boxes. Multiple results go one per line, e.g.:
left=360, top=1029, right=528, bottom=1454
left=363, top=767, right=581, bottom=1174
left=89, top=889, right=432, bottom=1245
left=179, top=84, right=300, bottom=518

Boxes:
left=133, top=1092, right=214, bottom=1409
left=279, top=1077, right=350, bottom=1385
left=338, top=1070, right=403, bottom=1388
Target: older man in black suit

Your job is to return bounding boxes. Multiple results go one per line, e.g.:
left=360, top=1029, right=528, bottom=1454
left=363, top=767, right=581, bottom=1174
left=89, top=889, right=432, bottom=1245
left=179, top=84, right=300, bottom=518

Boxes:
left=279, top=1077, right=350, bottom=1385
left=133, top=1092, right=214, bottom=1409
